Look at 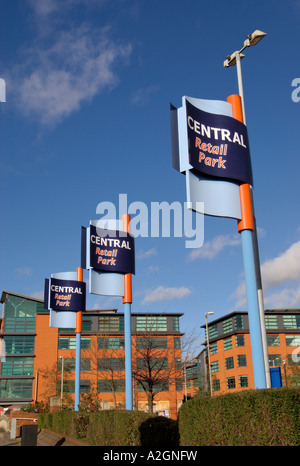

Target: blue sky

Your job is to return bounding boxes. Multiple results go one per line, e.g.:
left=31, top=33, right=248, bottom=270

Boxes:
left=1, top=0, right=300, bottom=349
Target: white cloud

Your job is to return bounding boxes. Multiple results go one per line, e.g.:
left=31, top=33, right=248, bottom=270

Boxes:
left=231, top=240, right=300, bottom=309
left=31, top=290, right=44, bottom=300
left=187, top=234, right=241, bottom=261
left=261, top=241, right=300, bottom=290
left=142, top=286, right=191, bottom=304
left=13, top=3, right=132, bottom=125
left=131, top=85, right=160, bottom=105
left=14, top=267, right=33, bottom=277
left=137, top=248, right=157, bottom=260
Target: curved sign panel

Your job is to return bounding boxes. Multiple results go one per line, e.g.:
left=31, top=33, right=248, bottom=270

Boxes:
left=186, top=99, right=253, bottom=186
left=89, top=224, right=135, bottom=275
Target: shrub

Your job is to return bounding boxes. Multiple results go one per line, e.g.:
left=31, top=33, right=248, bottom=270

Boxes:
left=178, top=388, right=300, bottom=446
left=38, top=410, right=178, bottom=446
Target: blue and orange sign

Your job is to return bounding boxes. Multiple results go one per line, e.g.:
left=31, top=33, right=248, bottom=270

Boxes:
left=89, top=225, right=135, bottom=274
left=186, top=99, right=253, bottom=185
left=44, top=278, right=86, bottom=312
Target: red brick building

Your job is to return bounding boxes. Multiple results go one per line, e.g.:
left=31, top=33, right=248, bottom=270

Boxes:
left=0, top=291, right=184, bottom=419
left=199, top=310, right=300, bottom=394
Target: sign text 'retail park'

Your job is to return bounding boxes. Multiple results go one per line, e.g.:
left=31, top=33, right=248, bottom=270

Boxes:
left=89, top=224, right=135, bottom=274
left=186, top=99, right=253, bottom=185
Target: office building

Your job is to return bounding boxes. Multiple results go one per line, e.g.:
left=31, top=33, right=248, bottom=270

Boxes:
left=0, top=291, right=184, bottom=419
left=200, top=310, right=300, bottom=394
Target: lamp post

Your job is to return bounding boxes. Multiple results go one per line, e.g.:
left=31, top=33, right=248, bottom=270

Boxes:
left=224, top=30, right=271, bottom=389
left=59, top=355, right=64, bottom=410
left=205, top=312, right=215, bottom=396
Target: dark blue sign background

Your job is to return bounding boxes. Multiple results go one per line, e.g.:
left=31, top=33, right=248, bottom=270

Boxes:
left=89, top=225, right=135, bottom=274
left=186, top=99, right=253, bottom=185
left=44, top=278, right=86, bottom=312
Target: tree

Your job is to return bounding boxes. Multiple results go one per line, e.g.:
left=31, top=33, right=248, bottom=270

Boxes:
left=38, top=361, right=73, bottom=409
left=81, top=336, right=126, bottom=409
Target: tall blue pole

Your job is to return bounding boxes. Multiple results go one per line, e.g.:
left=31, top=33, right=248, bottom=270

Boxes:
left=240, top=230, right=266, bottom=388
left=122, top=214, right=133, bottom=410
left=74, top=267, right=83, bottom=411
left=227, top=94, right=266, bottom=390
left=124, top=301, right=133, bottom=410
left=75, top=331, right=81, bottom=411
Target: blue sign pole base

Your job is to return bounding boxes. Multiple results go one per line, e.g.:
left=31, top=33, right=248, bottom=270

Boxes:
left=241, top=229, right=266, bottom=389
left=124, top=302, right=133, bottom=410
left=74, top=332, right=81, bottom=411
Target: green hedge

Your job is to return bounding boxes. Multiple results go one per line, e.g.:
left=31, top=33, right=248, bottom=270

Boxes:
left=38, top=389, right=300, bottom=446
left=38, top=410, right=179, bottom=446
left=178, top=388, right=300, bottom=446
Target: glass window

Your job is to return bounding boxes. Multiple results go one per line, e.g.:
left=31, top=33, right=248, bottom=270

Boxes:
left=64, top=380, right=90, bottom=393
left=287, top=354, right=300, bottom=366
left=235, top=335, right=245, bottom=347
left=4, top=336, right=35, bottom=354
left=58, top=358, right=90, bottom=372
left=207, top=324, right=218, bottom=339
left=173, top=316, right=180, bottom=331
left=136, top=357, right=168, bottom=371
left=97, top=379, right=125, bottom=393
left=136, top=316, right=167, bottom=332
left=174, top=337, right=181, bottom=349
left=235, top=314, right=244, bottom=329
left=175, top=379, right=183, bottom=391
left=98, top=337, right=125, bottom=350
left=0, top=379, right=32, bottom=399
left=224, top=337, right=232, bottom=350
left=239, top=375, right=248, bottom=388
left=265, top=315, right=278, bottom=329
left=98, top=316, right=124, bottom=332
left=211, top=361, right=219, bottom=373
left=58, top=337, right=90, bottom=350
left=223, top=318, right=233, bottom=334
left=212, top=379, right=220, bottom=392
left=186, top=365, right=199, bottom=379
left=269, top=354, right=282, bottom=367
left=1, top=357, right=34, bottom=376
left=58, top=337, right=76, bottom=350
left=267, top=335, right=280, bottom=346
left=137, top=379, right=169, bottom=392
left=227, top=377, right=235, bottom=389
left=98, top=358, right=125, bottom=371
left=4, top=295, right=36, bottom=333
left=210, top=342, right=218, bottom=354
left=283, top=315, right=300, bottom=329
left=225, top=357, right=234, bottom=370
left=237, top=355, right=247, bottom=367
left=285, top=335, right=300, bottom=346
left=136, top=337, right=168, bottom=349
left=175, top=358, right=182, bottom=370
left=82, top=317, right=92, bottom=331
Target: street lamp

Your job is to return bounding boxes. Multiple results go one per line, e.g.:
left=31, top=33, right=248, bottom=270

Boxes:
left=205, top=312, right=215, bottom=396
left=223, top=30, right=266, bottom=124
left=223, top=30, right=271, bottom=389
left=59, top=356, right=64, bottom=410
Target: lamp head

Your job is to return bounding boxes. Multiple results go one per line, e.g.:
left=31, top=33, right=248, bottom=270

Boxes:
left=223, top=52, right=245, bottom=67
left=245, top=30, right=267, bottom=47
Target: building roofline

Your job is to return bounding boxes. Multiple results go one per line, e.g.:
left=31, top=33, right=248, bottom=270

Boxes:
left=1, top=290, right=184, bottom=317
left=1, top=290, right=44, bottom=304
left=200, top=308, right=300, bottom=328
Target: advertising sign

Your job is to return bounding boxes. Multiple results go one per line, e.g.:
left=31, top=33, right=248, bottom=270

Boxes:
left=44, top=272, right=85, bottom=328
left=186, top=99, right=253, bottom=185
left=89, top=224, right=135, bottom=275
left=45, top=278, right=86, bottom=312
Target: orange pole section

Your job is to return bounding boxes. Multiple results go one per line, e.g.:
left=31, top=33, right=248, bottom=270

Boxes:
left=122, top=214, right=132, bottom=304
left=227, top=94, right=254, bottom=232
left=76, top=267, right=83, bottom=333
